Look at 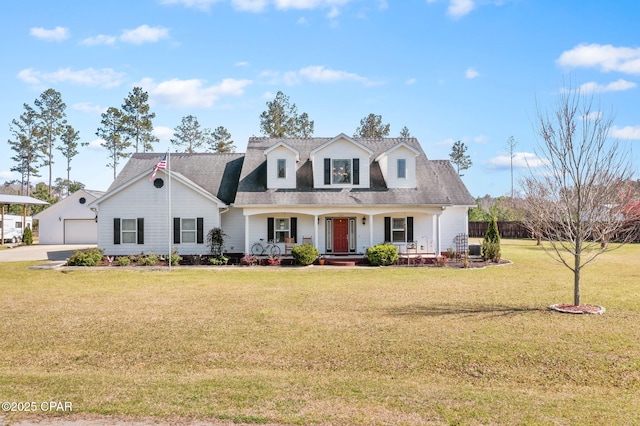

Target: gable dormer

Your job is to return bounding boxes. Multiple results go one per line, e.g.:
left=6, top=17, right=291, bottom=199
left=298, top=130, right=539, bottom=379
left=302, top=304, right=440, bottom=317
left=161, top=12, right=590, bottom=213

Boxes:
left=264, top=142, right=299, bottom=189
left=310, top=134, right=374, bottom=189
left=375, top=142, right=420, bottom=189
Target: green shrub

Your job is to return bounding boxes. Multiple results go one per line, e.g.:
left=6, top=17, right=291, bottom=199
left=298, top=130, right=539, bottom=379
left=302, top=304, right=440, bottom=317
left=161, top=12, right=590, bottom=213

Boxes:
left=169, top=250, right=182, bottom=266
left=291, top=244, right=319, bottom=266
left=67, top=247, right=105, bottom=266
left=366, top=243, right=399, bottom=266
left=139, top=252, right=159, bottom=266
left=22, top=227, right=33, bottom=245
left=209, top=255, right=229, bottom=266
left=116, top=256, right=131, bottom=266
left=482, top=216, right=501, bottom=262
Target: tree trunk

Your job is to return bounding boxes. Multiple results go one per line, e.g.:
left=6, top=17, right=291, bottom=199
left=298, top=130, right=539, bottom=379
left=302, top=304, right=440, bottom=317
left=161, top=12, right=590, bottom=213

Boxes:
left=574, top=254, right=581, bottom=306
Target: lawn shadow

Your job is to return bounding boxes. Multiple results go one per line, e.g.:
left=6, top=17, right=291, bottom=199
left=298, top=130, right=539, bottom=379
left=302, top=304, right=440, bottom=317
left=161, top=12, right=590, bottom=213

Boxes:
left=387, top=303, right=542, bottom=319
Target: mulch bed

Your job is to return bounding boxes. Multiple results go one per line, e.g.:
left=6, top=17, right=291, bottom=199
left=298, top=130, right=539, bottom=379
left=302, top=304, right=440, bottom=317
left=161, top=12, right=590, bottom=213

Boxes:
left=549, top=303, right=606, bottom=315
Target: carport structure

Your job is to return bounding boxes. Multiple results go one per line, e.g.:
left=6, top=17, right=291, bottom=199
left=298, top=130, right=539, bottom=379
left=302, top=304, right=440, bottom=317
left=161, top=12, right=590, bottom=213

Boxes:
left=0, top=194, right=49, bottom=243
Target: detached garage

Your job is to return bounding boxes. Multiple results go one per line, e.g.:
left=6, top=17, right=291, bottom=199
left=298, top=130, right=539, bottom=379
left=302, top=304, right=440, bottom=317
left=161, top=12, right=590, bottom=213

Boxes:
left=33, top=189, right=104, bottom=244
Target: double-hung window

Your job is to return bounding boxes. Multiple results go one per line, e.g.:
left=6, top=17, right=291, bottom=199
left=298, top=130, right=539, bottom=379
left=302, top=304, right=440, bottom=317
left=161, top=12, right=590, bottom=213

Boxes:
left=181, top=218, right=196, bottom=243
left=274, top=218, right=290, bottom=243
left=392, top=218, right=406, bottom=242
left=114, top=218, right=144, bottom=245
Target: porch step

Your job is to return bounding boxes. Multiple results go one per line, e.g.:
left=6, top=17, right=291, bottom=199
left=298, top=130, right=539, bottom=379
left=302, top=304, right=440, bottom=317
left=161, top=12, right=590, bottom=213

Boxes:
left=326, top=260, right=357, bottom=266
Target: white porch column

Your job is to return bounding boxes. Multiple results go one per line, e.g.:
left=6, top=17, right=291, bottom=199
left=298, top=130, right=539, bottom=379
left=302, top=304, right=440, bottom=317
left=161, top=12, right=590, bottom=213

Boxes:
left=368, top=214, right=374, bottom=249
left=436, top=213, right=442, bottom=255
left=314, top=214, right=319, bottom=249
left=244, top=214, right=250, bottom=254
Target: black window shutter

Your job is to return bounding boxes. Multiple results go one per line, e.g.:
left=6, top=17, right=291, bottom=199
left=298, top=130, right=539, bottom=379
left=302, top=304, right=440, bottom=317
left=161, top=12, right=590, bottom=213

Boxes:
left=324, top=158, right=331, bottom=184
left=197, top=218, right=204, bottom=244
left=137, top=218, right=144, bottom=245
left=113, top=218, right=121, bottom=245
left=407, top=217, right=414, bottom=242
left=384, top=217, right=391, bottom=242
left=290, top=217, right=297, bottom=242
left=267, top=217, right=274, bottom=241
left=173, top=217, right=181, bottom=244
left=353, top=158, right=360, bottom=185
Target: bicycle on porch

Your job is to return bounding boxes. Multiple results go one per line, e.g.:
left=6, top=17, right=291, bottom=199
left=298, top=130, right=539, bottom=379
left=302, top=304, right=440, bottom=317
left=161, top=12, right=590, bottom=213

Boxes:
left=250, top=238, right=281, bottom=257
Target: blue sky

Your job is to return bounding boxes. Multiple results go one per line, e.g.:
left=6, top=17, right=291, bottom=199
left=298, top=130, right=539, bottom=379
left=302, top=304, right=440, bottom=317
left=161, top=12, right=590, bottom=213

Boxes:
left=2, top=0, right=639, bottom=198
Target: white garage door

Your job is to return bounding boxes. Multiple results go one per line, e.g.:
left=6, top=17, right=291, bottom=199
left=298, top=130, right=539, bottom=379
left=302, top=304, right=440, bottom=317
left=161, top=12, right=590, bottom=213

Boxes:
left=64, top=219, right=98, bottom=244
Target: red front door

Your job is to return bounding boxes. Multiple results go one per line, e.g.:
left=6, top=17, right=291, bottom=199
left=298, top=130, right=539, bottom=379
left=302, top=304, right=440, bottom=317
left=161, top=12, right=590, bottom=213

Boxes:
left=333, top=218, right=349, bottom=253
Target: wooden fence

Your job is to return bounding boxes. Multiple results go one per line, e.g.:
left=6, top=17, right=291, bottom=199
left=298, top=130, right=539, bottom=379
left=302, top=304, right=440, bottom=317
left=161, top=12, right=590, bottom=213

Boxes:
left=469, top=221, right=640, bottom=242
left=468, top=221, right=530, bottom=239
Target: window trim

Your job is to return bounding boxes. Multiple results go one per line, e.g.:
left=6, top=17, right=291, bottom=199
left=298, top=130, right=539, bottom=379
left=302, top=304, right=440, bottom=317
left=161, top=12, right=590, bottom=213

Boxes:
left=274, top=217, right=290, bottom=243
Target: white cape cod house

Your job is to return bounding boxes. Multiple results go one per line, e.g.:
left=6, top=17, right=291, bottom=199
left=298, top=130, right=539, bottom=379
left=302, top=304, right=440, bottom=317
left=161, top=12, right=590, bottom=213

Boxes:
left=91, top=134, right=475, bottom=258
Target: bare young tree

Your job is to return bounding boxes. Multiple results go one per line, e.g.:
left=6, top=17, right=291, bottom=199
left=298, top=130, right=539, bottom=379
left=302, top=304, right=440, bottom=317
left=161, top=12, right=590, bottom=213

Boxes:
left=522, top=86, right=640, bottom=307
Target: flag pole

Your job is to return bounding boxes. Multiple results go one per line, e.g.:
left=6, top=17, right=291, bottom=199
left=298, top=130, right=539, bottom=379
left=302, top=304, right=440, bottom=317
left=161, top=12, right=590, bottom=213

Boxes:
left=168, top=150, right=172, bottom=271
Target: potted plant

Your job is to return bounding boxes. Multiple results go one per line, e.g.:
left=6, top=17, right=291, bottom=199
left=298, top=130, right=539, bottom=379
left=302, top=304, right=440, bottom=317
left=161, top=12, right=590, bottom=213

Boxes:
left=317, top=255, right=325, bottom=265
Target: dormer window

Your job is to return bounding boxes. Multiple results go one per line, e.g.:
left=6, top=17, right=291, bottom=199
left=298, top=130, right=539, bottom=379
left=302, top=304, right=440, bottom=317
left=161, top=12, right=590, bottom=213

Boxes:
left=277, top=159, right=286, bottom=178
left=323, top=158, right=360, bottom=185
left=397, top=159, right=406, bottom=179
left=333, top=159, right=351, bottom=184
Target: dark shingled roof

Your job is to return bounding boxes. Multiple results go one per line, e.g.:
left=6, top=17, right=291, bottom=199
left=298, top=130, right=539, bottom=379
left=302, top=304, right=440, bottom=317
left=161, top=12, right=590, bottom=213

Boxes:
left=108, top=153, right=244, bottom=204
left=234, top=137, right=475, bottom=207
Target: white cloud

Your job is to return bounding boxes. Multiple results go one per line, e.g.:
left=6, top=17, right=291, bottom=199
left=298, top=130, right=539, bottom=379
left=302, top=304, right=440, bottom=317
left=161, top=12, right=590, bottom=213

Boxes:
left=81, top=34, right=117, bottom=46
left=29, top=26, right=69, bottom=42
left=611, top=125, right=640, bottom=140
left=487, top=152, right=546, bottom=170
left=120, top=25, right=170, bottom=45
left=72, top=102, right=105, bottom=114
left=0, top=171, right=14, bottom=180
left=557, top=43, right=640, bottom=74
left=406, top=78, right=417, bottom=85
left=297, top=16, right=309, bottom=25
left=578, top=79, right=636, bottom=93
left=447, top=0, right=475, bottom=18
left=232, top=0, right=269, bottom=12
left=161, top=0, right=223, bottom=11
left=465, top=67, right=479, bottom=79
left=153, top=126, right=174, bottom=145
left=86, top=139, right=105, bottom=150
left=263, top=65, right=379, bottom=86
left=326, top=6, right=340, bottom=18
left=140, top=77, right=252, bottom=108
left=17, top=68, right=126, bottom=88
left=581, top=111, right=602, bottom=121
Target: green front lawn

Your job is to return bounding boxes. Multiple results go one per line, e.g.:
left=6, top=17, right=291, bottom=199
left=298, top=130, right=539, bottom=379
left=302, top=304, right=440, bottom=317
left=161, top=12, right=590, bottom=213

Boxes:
left=1, top=240, right=639, bottom=425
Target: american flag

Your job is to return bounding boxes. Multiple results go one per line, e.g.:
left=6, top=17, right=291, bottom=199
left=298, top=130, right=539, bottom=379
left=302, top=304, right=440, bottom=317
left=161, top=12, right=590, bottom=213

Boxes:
left=149, top=152, right=168, bottom=181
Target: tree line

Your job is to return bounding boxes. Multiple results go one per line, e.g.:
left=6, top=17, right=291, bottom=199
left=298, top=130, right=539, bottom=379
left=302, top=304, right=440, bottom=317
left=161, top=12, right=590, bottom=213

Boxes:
left=6, top=88, right=471, bottom=206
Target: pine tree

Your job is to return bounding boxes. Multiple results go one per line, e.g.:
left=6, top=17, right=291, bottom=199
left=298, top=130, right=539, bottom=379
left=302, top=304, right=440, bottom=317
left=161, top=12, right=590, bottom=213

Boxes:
left=97, top=107, right=131, bottom=180
left=449, top=140, right=472, bottom=176
left=259, top=91, right=314, bottom=138
left=354, top=113, right=390, bottom=138
left=34, top=88, right=67, bottom=196
left=121, top=87, right=158, bottom=153
left=481, top=216, right=501, bottom=262
left=8, top=104, right=42, bottom=196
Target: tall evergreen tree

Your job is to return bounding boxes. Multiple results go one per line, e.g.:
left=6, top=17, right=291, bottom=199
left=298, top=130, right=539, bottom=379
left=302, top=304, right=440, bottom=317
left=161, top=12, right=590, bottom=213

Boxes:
left=171, top=115, right=204, bottom=153
left=57, top=124, right=80, bottom=197
left=8, top=104, right=42, bottom=196
left=97, top=107, right=131, bottom=180
left=259, top=91, right=314, bottom=138
left=449, top=140, right=472, bottom=176
left=399, top=126, right=411, bottom=138
left=34, top=88, right=67, bottom=196
left=121, top=87, right=158, bottom=153
left=206, top=126, right=236, bottom=153
left=354, top=113, right=390, bottom=138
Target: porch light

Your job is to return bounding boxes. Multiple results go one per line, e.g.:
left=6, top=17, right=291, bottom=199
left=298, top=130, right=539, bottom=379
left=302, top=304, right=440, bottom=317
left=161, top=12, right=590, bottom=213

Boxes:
left=362, top=216, right=366, bottom=225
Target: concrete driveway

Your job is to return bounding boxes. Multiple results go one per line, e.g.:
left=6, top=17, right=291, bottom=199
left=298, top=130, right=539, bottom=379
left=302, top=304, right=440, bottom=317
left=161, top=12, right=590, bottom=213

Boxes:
left=0, top=244, right=96, bottom=262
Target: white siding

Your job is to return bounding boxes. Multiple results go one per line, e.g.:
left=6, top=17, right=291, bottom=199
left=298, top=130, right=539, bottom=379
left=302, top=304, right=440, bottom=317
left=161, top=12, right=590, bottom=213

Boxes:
left=266, top=146, right=297, bottom=189
left=439, top=206, right=469, bottom=253
left=220, top=207, right=245, bottom=253
left=312, top=139, right=371, bottom=189
left=34, top=190, right=97, bottom=244
left=96, top=176, right=221, bottom=255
